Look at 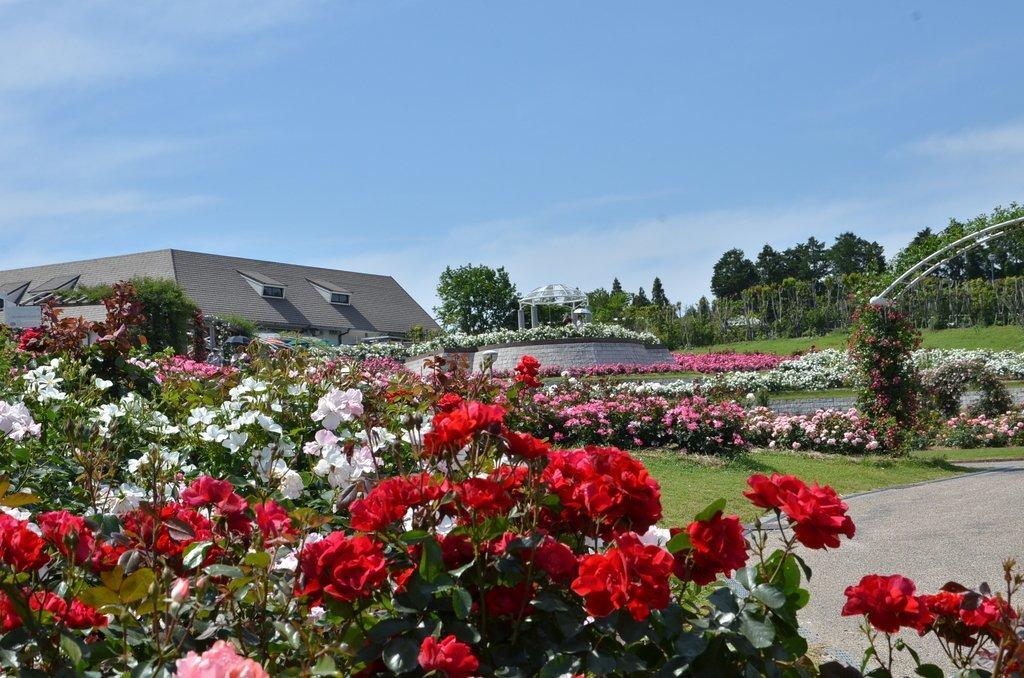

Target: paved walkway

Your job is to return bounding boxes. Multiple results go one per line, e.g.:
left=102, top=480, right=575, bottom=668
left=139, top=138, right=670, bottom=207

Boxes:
left=797, top=460, right=1024, bottom=674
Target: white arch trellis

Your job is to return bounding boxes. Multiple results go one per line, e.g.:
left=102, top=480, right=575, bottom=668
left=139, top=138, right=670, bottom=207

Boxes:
left=871, top=215, right=1024, bottom=304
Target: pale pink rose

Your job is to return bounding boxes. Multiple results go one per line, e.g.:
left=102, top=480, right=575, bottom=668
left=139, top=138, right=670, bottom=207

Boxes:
left=175, top=641, right=269, bottom=678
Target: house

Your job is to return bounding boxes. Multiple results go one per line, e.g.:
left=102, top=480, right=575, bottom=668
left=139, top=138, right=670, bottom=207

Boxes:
left=0, top=249, right=439, bottom=344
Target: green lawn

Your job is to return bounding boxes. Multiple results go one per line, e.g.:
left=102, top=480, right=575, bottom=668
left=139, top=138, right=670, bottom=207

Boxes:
left=639, top=449, right=983, bottom=523
left=692, top=325, right=1024, bottom=355
left=912, top=446, right=1024, bottom=462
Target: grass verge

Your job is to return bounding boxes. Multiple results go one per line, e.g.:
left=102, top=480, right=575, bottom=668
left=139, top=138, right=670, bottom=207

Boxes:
left=692, top=325, right=1024, bottom=355
left=639, top=449, right=974, bottom=523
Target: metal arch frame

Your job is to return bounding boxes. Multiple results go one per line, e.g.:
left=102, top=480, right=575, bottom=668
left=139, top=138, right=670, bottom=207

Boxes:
left=870, top=215, right=1024, bottom=305
left=516, top=284, right=591, bottom=329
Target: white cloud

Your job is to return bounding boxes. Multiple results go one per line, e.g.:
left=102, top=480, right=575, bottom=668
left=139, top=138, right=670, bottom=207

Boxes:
left=900, top=120, right=1024, bottom=157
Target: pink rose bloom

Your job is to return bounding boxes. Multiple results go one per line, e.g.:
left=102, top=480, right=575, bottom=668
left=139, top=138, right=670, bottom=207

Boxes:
left=176, top=641, right=269, bottom=678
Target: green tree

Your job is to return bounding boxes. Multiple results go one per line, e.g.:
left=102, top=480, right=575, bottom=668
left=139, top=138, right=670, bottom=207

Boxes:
left=650, top=277, right=670, bottom=306
left=828, top=232, right=885, bottom=275
left=587, top=287, right=632, bottom=324
left=755, top=245, right=792, bottom=285
left=711, top=248, right=760, bottom=298
left=77, top=277, right=198, bottom=353
left=611, top=277, right=623, bottom=294
left=633, top=286, right=650, bottom=307
left=434, top=264, right=519, bottom=334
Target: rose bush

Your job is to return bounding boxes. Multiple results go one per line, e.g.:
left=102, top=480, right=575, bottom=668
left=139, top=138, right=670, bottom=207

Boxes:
left=0, top=318, right=868, bottom=675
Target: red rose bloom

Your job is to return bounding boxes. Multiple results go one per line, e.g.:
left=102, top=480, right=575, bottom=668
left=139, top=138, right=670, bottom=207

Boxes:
left=418, top=635, right=480, bottom=678
left=349, top=473, right=445, bottom=532
left=514, top=355, right=543, bottom=388
left=503, top=430, right=551, bottom=460
left=841, top=574, right=931, bottom=634
left=254, top=500, right=296, bottom=540
left=743, top=473, right=807, bottom=511
left=436, top=392, right=464, bottom=412
left=744, top=473, right=855, bottom=550
left=0, top=515, right=50, bottom=572
left=673, top=511, right=748, bottom=585
left=182, top=476, right=248, bottom=515
left=122, top=503, right=215, bottom=568
left=17, top=327, right=44, bottom=353
left=424, top=401, right=506, bottom=455
left=779, top=483, right=856, bottom=550
left=484, top=582, right=533, bottom=618
left=27, top=591, right=108, bottom=629
left=572, top=532, right=673, bottom=621
left=295, top=532, right=388, bottom=605
left=960, top=596, right=1006, bottom=629
left=439, top=534, right=474, bottom=570
left=454, top=478, right=515, bottom=519
left=89, top=539, right=127, bottom=573
left=535, top=538, right=578, bottom=583
left=542, top=447, right=662, bottom=537
left=37, top=510, right=95, bottom=565
left=0, top=593, right=20, bottom=631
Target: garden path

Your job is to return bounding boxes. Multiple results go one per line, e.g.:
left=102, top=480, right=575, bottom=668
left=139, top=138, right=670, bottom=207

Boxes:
left=798, top=460, right=1024, bottom=674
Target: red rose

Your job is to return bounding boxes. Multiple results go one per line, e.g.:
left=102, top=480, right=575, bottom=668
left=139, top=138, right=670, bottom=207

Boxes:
left=181, top=476, right=249, bottom=516
left=439, top=534, right=474, bottom=570
left=424, top=402, right=506, bottom=455
left=514, top=355, right=543, bottom=388
left=17, top=327, right=44, bottom=353
left=418, top=635, right=480, bottom=678
left=122, top=503, right=216, bottom=569
left=28, top=591, right=108, bottom=629
left=743, top=473, right=806, bottom=511
left=484, top=582, right=532, bottom=618
left=744, top=474, right=855, bottom=550
left=454, top=478, right=515, bottom=519
left=295, top=532, right=388, bottom=605
left=253, top=500, right=296, bottom=541
left=37, top=510, right=95, bottom=566
left=0, top=593, right=20, bottom=631
left=542, top=447, right=662, bottom=537
left=436, top=393, right=464, bottom=412
left=0, top=515, right=50, bottom=572
left=89, top=539, right=127, bottom=573
left=572, top=532, right=673, bottom=621
left=841, top=574, right=931, bottom=634
left=960, top=595, right=1008, bottom=630
left=779, top=483, right=856, bottom=550
left=673, top=511, right=748, bottom=585
left=349, top=473, right=445, bottom=532
left=535, top=538, right=578, bottom=583
left=503, top=430, right=551, bottom=460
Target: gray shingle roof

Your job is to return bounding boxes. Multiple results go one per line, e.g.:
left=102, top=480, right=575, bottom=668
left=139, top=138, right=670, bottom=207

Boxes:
left=0, top=249, right=438, bottom=335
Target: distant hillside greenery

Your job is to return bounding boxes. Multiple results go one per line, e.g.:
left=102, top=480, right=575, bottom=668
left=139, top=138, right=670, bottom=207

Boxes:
left=684, top=203, right=1024, bottom=346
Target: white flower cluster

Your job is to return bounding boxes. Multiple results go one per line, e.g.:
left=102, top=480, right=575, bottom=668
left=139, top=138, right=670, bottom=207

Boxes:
left=605, top=347, right=1024, bottom=395
left=0, top=400, right=41, bottom=441
left=21, top=359, right=67, bottom=402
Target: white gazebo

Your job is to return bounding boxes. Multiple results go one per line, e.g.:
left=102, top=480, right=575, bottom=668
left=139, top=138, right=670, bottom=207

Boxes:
left=517, top=283, right=591, bottom=329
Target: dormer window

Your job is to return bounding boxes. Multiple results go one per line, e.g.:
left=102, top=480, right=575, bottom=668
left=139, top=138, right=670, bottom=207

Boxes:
left=309, top=279, right=352, bottom=306
left=238, top=270, right=287, bottom=299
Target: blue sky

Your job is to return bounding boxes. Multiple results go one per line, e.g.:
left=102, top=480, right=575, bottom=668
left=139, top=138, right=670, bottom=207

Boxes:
left=2, top=1, right=1024, bottom=311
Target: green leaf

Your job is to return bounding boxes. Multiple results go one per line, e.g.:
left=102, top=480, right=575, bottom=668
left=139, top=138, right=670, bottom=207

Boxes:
left=419, top=538, right=445, bottom=583
left=311, top=656, right=337, bottom=676
left=538, top=654, right=582, bottom=678
left=204, top=564, right=245, bottom=579
left=665, top=531, right=691, bottom=554
left=182, top=541, right=212, bottom=571
left=915, top=665, right=944, bottom=678
left=749, top=585, right=786, bottom=610
left=382, top=637, right=419, bottom=674
left=694, top=498, right=727, bottom=523
left=451, top=587, right=473, bottom=619
left=59, top=632, right=83, bottom=666
left=738, top=612, right=775, bottom=649
left=120, top=568, right=156, bottom=604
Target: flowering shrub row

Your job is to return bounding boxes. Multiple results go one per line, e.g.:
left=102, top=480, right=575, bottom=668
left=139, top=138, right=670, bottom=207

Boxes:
left=934, top=409, right=1024, bottom=448
left=743, top=407, right=881, bottom=454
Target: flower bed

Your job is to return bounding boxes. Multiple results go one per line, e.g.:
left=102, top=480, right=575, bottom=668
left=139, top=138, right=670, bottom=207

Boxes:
left=0, top=334, right=868, bottom=674
left=934, top=409, right=1024, bottom=448
left=743, top=406, right=881, bottom=454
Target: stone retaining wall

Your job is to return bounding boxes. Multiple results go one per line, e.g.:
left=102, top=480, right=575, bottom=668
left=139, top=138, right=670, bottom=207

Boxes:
left=770, top=387, right=1024, bottom=415
left=404, top=338, right=673, bottom=374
